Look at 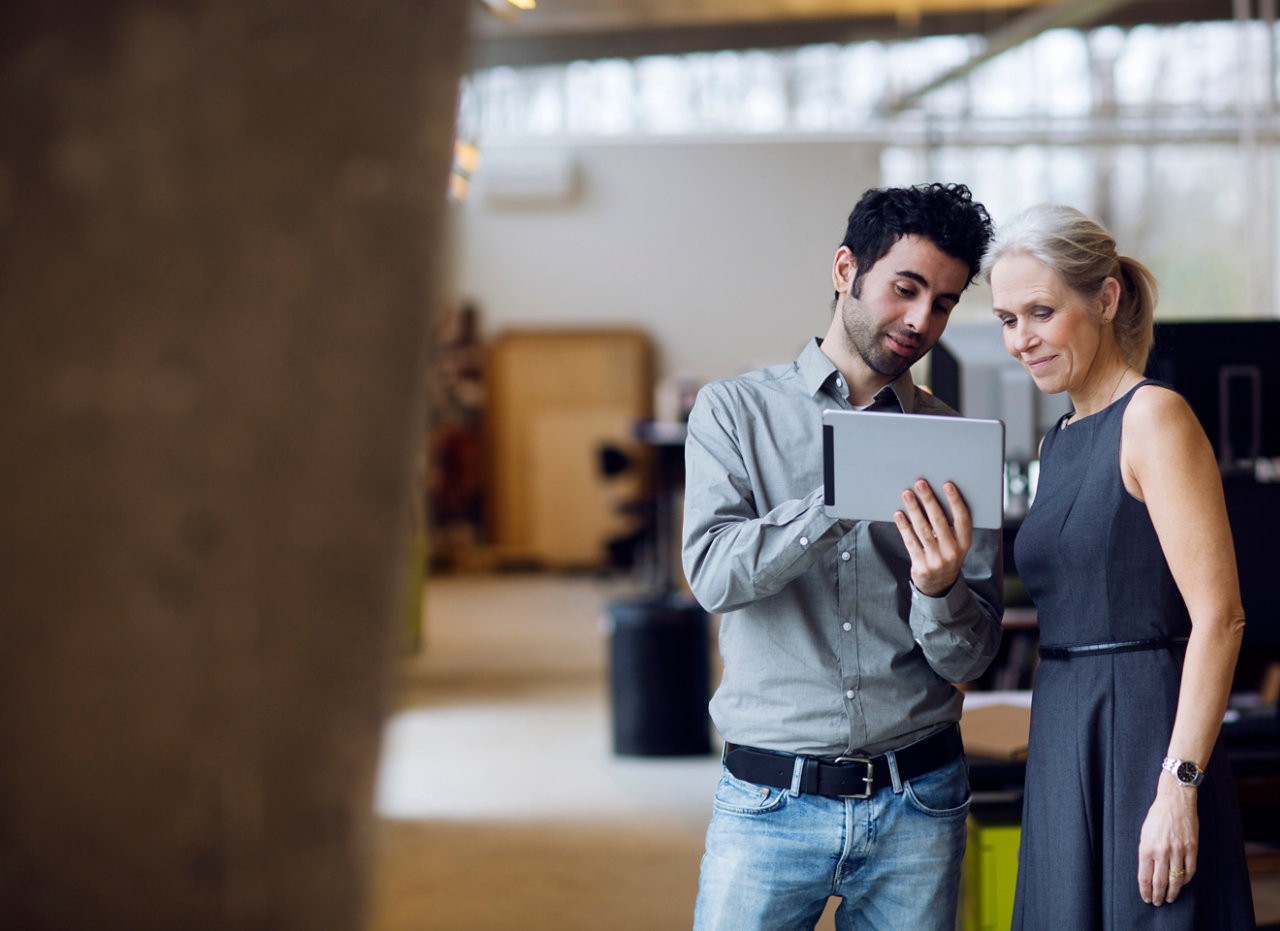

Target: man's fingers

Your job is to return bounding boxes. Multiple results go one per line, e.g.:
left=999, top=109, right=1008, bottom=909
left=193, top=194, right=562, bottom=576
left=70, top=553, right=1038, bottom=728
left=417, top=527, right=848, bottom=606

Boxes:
left=894, top=491, right=936, bottom=541
left=942, top=482, right=973, bottom=545
left=912, top=480, right=947, bottom=525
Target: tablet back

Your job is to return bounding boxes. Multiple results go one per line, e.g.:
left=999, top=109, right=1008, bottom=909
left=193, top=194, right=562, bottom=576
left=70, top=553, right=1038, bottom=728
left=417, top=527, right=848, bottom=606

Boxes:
left=822, top=410, right=1006, bottom=530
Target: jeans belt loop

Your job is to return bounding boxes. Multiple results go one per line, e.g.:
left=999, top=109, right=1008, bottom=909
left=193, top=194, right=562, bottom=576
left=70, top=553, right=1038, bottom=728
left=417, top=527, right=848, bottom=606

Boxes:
left=884, top=748, right=903, bottom=793
left=789, top=754, right=806, bottom=797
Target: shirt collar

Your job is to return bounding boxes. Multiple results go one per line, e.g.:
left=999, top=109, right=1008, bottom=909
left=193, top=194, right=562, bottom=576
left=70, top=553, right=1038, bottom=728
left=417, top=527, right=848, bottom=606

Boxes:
left=800, top=337, right=917, bottom=413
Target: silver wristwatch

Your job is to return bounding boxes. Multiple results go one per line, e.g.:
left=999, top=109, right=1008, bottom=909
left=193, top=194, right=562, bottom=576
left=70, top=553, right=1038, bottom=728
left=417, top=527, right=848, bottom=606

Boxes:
left=1162, top=756, right=1205, bottom=788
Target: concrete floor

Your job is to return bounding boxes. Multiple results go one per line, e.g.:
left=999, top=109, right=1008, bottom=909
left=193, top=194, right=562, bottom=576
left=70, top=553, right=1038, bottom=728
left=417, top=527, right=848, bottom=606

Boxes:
left=374, top=573, right=721, bottom=825
left=365, top=572, right=723, bottom=930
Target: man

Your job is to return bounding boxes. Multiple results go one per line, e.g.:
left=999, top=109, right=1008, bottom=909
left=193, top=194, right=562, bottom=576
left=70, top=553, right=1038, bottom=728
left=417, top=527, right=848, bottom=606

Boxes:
left=682, top=182, right=1003, bottom=931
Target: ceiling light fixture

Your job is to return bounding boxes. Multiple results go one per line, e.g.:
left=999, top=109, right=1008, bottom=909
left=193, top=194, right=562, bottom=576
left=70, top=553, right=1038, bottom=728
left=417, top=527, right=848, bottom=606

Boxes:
left=449, top=139, right=482, bottom=202
left=476, top=0, right=534, bottom=17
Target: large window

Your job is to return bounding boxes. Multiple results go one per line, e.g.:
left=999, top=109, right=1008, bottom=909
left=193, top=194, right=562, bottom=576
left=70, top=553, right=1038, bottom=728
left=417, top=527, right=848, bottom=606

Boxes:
left=459, top=19, right=1280, bottom=320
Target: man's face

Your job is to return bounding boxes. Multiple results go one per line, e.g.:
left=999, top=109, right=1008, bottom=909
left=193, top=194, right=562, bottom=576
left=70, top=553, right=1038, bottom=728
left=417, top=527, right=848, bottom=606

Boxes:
left=835, top=234, right=970, bottom=378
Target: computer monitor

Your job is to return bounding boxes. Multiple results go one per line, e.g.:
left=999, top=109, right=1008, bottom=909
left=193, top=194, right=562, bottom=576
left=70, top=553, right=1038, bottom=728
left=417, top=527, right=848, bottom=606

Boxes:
left=932, top=322, right=1071, bottom=462
left=1145, top=320, right=1280, bottom=664
left=1145, top=320, right=1280, bottom=469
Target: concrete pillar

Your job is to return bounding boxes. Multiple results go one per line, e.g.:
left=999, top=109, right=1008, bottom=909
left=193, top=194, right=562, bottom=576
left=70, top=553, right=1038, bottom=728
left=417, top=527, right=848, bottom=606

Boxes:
left=0, top=2, right=468, bottom=928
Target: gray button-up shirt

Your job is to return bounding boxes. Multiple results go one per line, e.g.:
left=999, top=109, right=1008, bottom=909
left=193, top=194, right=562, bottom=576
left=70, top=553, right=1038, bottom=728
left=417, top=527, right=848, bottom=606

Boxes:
left=682, top=338, right=1003, bottom=757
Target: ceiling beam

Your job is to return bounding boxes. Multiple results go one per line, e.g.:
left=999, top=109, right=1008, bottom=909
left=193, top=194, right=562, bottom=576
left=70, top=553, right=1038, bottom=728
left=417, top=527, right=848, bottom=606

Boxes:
left=879, top=0, right=1138, bottom=113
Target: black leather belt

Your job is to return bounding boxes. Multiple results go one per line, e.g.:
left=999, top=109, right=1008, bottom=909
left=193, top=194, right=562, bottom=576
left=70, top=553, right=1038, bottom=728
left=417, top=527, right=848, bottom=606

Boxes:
left=1038, top=636, right=1188, bottom=660
left=723, top=724, right=963, bottom=800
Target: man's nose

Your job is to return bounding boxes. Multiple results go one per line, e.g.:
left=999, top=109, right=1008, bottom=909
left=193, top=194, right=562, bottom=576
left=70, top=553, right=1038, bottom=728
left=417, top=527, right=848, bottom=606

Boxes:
left=903, top=299, right=931, bottom=332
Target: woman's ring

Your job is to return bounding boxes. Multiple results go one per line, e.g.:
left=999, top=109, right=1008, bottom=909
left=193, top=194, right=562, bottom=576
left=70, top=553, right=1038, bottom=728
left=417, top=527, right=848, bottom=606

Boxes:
left=1169, top=869, right=1187, bottom=880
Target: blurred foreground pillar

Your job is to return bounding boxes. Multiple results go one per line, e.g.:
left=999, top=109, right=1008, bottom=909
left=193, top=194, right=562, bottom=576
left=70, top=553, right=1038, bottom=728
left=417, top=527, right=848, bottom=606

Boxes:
left=0, top=2, right=467, bottom=928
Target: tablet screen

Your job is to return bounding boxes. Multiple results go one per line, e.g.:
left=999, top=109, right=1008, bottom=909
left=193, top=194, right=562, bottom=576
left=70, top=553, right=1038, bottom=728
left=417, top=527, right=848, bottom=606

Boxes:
left=822, top=410, right=1006, bottom=530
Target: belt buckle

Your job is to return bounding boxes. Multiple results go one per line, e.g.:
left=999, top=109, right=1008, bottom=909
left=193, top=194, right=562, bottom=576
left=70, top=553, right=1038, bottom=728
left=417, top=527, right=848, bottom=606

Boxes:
left=834, top=756, right=874, bottom=799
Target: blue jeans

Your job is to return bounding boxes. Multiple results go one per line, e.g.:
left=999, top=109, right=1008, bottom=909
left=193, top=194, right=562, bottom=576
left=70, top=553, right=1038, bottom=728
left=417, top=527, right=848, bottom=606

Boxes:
left=693, top=753, right=970, bottom=931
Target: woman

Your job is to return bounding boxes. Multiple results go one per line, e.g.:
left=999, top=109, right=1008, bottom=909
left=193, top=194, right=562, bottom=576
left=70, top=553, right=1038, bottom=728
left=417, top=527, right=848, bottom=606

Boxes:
left=982, top=204, right=1254, bottom=929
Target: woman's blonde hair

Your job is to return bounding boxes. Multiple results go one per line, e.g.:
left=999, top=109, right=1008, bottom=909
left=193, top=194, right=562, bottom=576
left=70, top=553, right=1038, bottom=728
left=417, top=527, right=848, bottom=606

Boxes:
left=980, top=204, right=1158, bottom=372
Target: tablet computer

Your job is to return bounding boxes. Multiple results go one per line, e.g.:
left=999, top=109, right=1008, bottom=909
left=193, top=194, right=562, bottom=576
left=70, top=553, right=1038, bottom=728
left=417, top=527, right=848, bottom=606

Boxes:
left=822, top=409, right=1006, bottom=530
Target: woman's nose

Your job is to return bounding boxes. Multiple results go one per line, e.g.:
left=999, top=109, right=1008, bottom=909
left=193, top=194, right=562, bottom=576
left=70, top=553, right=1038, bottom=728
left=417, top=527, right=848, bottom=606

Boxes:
left=1009, top=322, right=1035, bottom=354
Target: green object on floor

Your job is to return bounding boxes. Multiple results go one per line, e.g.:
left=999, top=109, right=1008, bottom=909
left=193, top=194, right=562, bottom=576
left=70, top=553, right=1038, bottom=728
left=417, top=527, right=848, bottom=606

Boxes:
left=961, top=814, right=1021, bottom=931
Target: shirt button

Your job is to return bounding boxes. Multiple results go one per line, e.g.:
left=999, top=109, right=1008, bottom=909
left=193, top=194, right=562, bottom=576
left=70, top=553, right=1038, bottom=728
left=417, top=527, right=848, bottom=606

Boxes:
left=836, top=377, right=844, bottom=388
left=843, top=622, right=852, bottom=632
left=845, top=690, right=855, bottom=699
left=799, top=536, right=809, bottom=546
left=840, top=551, right=850, bottom=561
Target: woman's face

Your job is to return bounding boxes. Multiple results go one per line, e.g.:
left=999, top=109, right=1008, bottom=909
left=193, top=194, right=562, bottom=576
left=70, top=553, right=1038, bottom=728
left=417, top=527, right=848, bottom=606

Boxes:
left=989, top=251, right=1107, bottom=397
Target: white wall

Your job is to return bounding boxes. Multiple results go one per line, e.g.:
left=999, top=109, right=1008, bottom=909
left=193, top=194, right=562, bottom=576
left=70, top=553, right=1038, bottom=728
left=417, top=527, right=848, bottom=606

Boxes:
left=448, top=138, right=885, bottom=387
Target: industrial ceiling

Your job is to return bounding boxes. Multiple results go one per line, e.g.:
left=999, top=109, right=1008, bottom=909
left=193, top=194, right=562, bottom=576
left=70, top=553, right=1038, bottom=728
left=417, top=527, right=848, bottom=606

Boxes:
left=469, top=0, right=1240, bottom=68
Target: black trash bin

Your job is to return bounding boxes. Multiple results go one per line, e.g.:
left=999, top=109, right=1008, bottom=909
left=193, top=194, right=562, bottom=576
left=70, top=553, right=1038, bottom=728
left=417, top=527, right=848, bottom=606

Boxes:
left=606, top=593, right=711, bottom=756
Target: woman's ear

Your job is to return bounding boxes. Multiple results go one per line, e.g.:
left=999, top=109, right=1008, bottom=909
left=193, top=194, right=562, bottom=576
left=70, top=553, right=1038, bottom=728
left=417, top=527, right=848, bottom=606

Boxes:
left=832, top=246, right=857, bottom=295
left=1100, top=276, right=1121, bottom=323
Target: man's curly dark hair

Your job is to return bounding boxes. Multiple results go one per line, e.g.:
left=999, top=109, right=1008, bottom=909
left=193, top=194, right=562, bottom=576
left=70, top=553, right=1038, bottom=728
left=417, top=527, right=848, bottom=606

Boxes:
left=836, top=183, right=993, bottom=302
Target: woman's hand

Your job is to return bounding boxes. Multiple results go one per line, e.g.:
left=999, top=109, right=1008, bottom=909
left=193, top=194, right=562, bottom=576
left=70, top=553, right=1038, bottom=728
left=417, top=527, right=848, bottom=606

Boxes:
left=1138, top=774, right=1199, bottom=906
left=893, top=480, right=972, bottom=597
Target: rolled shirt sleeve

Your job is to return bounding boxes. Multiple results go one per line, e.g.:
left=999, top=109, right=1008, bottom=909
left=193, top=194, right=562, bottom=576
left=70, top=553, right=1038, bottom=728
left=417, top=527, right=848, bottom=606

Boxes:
left=907, top=530, right=1004, bottom=684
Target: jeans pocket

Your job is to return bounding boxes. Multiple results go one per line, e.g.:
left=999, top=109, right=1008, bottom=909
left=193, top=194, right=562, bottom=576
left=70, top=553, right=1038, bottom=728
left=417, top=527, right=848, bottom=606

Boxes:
left=903, top=756, right=971, bottom=818
left=711, top=769, right=789, bottom=816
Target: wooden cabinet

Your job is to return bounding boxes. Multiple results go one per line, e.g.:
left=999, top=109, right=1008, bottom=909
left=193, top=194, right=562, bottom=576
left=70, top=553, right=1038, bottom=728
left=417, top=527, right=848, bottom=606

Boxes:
left=485, top=329, right=653, bottom=569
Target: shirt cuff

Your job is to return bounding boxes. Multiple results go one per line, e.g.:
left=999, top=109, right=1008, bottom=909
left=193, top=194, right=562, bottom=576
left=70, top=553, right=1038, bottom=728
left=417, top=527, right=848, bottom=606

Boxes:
left=909, top=576, right=972, bottom=617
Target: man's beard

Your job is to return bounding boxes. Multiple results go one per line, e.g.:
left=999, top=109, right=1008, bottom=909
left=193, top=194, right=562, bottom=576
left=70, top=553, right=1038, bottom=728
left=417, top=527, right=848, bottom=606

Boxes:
left=842, top=303, right=924, bottom=377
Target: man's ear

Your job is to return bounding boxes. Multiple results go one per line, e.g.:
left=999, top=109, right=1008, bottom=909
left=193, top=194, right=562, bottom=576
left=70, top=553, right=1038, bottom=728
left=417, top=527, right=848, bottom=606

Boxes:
left=832, top=246, right=857, bottom=295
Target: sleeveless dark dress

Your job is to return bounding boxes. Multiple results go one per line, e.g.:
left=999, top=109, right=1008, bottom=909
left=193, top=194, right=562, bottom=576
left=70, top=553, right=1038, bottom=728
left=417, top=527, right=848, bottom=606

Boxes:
left=1010, top=381, right=1255, bottom=930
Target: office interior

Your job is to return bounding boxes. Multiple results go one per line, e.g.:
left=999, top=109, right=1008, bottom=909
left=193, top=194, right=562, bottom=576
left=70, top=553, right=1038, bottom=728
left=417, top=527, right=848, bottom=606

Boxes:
left=3, top=1, right=1280, bottom=929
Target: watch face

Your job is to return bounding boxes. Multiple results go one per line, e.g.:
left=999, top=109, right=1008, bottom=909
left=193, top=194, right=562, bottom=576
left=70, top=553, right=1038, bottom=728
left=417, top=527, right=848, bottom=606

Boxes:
left=1176, top=761, right=1198, bottom=783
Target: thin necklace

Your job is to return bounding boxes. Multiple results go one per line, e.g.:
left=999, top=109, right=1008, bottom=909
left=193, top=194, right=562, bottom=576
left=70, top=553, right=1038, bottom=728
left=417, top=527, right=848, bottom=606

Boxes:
left=1105, top=368, right=1130, bottom=407
left=1067, top=367, right=1131, bottom=427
